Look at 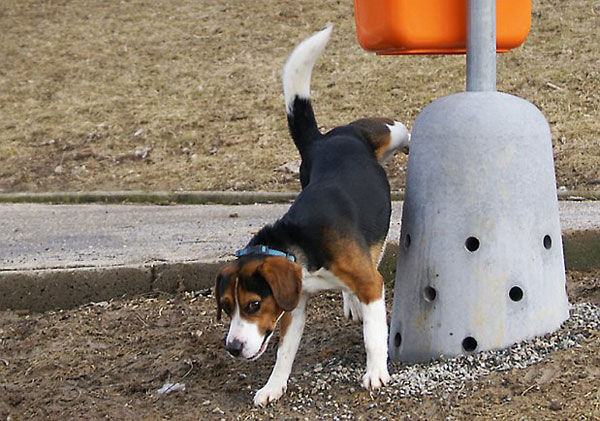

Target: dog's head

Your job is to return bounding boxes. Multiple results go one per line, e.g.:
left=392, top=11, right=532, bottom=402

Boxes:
left=215, top=255, right=302, bottom=360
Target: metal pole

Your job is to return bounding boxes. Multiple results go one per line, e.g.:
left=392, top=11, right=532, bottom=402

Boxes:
left=466, top=0, right=496, bottom=92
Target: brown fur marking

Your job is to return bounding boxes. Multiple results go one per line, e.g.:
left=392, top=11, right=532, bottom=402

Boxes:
left=278, top=312, right=293, bottom=347
left=257, top=256, right=302, bottom=312
left=325, top=232, right=384, bottom=304
left=369, top=241, right=385, bottom=267
left=237, top=288, right=283, bottom=336
left=351, top=118, right=394, bottom=161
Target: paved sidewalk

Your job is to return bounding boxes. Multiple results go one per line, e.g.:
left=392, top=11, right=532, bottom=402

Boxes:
left=1, top=203, right=291, bottom=271
left=2, top=201, right=599, bottom=271
left=0, top=201, right=599, bottom=311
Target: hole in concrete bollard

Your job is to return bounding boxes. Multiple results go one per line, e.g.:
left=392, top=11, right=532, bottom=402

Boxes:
left=423, top=286, right=437, bottom=302
left=465, top=236, right=480, bottom=252
left=544, top=235, right=552, bottom=250
left=509, top=286, right=524, bottom=302
left=404, top=233, right=411, bottom=249
left=394, top=332, right=402, bottom=348
left=462, top=336, right=478, bottom=352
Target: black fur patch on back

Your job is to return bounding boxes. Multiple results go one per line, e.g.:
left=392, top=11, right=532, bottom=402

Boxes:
left=248, top=127, right=391, bottom=273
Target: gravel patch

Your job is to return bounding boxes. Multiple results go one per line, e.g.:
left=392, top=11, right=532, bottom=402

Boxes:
left=281, top=302, right=599, bottom=415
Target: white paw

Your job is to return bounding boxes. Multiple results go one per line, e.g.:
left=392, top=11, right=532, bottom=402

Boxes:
left=342, top=291, right=362, bottom=322
left=362, top=366, right=391, bottom=390
left=253, top=381, right=287, bottom=407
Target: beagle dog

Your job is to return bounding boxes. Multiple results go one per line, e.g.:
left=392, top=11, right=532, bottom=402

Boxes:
left=215, top=24, right=409, bottom=407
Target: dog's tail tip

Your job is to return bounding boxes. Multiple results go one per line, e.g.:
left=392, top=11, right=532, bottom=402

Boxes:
left=283, top=24, right=333, bottom=115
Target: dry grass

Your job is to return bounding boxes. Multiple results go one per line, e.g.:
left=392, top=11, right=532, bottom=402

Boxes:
left=0, top=0, right=598, bottom=192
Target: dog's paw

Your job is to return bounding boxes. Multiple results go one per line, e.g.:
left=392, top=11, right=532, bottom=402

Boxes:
left=362, top=366, right=391, bottom=390
left=253, top=382, right=287, bottom=407
left=342, top=291, right=362, bottom=322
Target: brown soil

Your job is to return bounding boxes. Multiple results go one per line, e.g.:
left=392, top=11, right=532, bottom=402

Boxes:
left=1, top=0, right=599, bottom=193
left=1, top=269, right=598, bottom=420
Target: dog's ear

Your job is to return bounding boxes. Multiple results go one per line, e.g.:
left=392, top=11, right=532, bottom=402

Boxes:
left=214, top=272, right=225, bottom=321
left=215, top=265, right=235, bottom=320
left=258, top=256, right=302, bottom=312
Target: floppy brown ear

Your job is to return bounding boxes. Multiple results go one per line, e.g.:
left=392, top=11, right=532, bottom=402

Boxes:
left=214, top=272, right=224, bottom=321
left=215, top=265, right=235, bottom=321
left=258, top=256, right=302, bottom=312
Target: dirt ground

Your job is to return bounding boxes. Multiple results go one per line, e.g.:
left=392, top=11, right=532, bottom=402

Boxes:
left=0, top=269, right=598, bottom=420
left=0, top=0, right=598, bottom=193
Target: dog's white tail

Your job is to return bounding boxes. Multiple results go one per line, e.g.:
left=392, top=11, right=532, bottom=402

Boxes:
left=282, top=25, right=332, bottom=157
left=283, top=24, right=333, bottom=114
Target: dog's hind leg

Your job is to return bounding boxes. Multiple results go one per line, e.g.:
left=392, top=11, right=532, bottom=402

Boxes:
left=329, top=247, right=391, bottom=390
left=342, top=291, right=363, bottom=322
left=253, top=295, right=309, bottom=407
left=358, top=280, right=391, bottom=389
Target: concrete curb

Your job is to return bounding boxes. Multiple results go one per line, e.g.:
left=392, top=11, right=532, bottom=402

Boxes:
left=0, top=266, right=152, bottom=313
left=2, top=233, right=598, bottom=313
left=0, top=191, right=299, bottom=205
left=0, top=190, right=598, bottom=205
left=0, top=261, right=225, bottom=313
left=0, top=245, right=401, bottom=313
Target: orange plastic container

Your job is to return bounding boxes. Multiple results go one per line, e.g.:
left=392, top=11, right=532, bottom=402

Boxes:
left=354, top=0, right=531, bottom=55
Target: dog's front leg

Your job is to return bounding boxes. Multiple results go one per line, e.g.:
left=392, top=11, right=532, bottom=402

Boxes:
left=360, top=286, right=391, bottom=389
left=254, top=295, right=308, bottom=407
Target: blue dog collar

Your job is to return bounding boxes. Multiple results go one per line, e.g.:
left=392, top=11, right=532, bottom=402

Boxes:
left=235, top=245, right=296, bottom=262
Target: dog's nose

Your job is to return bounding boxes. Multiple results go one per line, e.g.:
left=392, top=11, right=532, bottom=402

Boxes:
left=226, top=339, right=243, bottom=357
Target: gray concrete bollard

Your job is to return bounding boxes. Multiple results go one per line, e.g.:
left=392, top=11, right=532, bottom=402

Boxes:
left=388, top=91, right=570, bottom=362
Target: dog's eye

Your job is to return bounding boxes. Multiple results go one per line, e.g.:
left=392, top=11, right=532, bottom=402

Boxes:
left=245, top=301, right=261, bottom=315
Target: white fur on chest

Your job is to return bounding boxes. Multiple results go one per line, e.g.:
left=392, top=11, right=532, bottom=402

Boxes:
left=301, top=267, right=347, bottom=295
